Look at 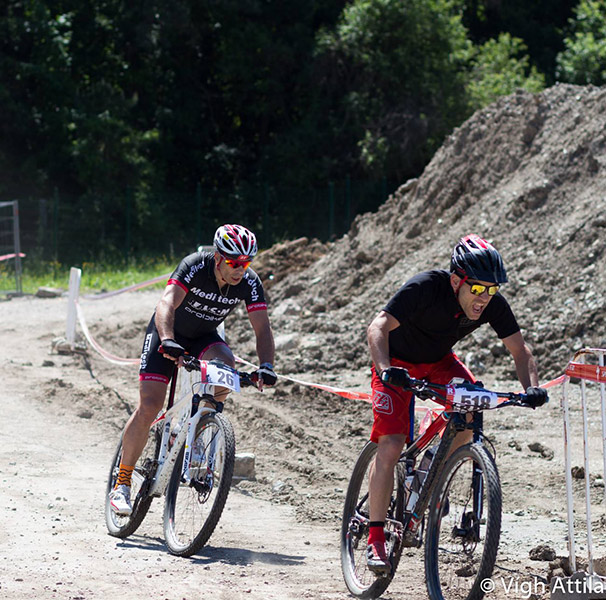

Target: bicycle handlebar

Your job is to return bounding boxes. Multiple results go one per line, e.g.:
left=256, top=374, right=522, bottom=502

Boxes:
left=398, top=376, right=541, bottom=410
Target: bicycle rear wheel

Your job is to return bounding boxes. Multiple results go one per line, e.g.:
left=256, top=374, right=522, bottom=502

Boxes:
left=163, top=412, right=236, bottom=557
left=425, top=443, right=502, bottom=600
left=105, top=424, right=160, bottom=538
left=340, top=441, right=406, bottom=599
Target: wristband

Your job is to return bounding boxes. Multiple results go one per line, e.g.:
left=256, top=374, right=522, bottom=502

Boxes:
left=260, top=362, right=274, bottom=370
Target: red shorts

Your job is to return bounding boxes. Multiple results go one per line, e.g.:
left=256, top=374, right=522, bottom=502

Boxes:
left=370, top=353, right=475, bottom=443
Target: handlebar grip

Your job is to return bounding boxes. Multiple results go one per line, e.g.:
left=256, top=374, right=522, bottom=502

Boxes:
left=239, top=372, right=259, bottom=387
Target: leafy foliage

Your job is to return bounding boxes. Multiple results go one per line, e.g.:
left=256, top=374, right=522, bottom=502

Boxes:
left=314, top=0, right=470, bottom=180
left=0, top=0, right=583, bottom=262
left=556, top=0, right=606, bottom=84
left=465, top=33, right=546, bottom=112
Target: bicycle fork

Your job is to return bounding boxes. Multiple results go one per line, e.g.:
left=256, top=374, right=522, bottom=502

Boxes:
left=181, top=394, right=217, bottom=485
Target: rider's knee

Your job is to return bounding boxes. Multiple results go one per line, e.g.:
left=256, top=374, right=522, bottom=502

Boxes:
left=136, top=391, right=165, bottom=422
left=201, top=344, right=235, bottom=368
left=376, top=437, right=406, bottom=467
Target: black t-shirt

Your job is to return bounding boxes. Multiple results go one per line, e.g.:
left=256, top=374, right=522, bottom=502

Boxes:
left=167, top=251, right=267, bottom=338
left=383, top=270, right=520, bottom=363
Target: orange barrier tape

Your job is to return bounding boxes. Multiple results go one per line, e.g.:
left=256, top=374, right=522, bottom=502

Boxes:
left=565, top=362, right=606, bottom=384
left=234, top=354, right=442, bottom=413
left=75, top=283, right=569, bottom=404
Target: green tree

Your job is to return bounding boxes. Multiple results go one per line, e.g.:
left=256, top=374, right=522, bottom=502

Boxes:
left=313, top=0, right=470, bottom=181
left=465, top=33, right=546, bottom=112
left=459, top=0, right=577, bottom=83
left=0, top=0, right=73, bottom=194
left=556, top=0, right=606, bottom=84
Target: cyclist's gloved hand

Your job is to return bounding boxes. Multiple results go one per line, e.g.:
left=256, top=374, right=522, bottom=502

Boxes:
left=159, top=338, right=185, bottom=359
left=380, top=367, right=411, bottom=388
left=255, top=362, right=277, bottom=387
left=524, top=386, right=549, bottom=408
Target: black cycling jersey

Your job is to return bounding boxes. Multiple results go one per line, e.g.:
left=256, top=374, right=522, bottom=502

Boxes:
left=383, top=269, right=520, bottom=364
left=167, top=251, right=267, bottom=338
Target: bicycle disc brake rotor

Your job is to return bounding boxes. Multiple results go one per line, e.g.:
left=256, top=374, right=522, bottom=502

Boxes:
left=186, top=425, right=223, bottom=503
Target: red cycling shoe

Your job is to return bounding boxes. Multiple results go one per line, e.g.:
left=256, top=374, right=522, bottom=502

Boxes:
left=366, top=540, right=390, bottom=574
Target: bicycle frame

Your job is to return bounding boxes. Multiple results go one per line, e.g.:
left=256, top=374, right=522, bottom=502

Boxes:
left=341, top=378, right=538, bottom=599
left=399, top=410, right=483, bottom=547
left=394, top=374, right=526, bottom=548
left=143, top=360, right=243, bottom=498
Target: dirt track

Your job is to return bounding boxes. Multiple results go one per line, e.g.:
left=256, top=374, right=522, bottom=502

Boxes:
left=1, top=293, right=349, bottom=600
left=2, top=290, right=598, bottom=600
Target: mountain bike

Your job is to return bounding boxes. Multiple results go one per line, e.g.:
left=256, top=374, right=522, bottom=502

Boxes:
left=341, top=377, right=544, bottom=600
left=105, top=357, right=256, bottom=557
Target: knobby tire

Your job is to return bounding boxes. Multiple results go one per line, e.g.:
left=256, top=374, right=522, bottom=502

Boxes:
left=163, top=412, right=236, bottom=557
left=105, top=425, right=160, bottom=538
left=425, top=443, right=502, bottom=600
left=341, top=441, right=406, bottom=599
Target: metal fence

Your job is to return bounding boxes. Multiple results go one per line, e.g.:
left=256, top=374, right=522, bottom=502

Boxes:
left=14, top=178, right=397, bottom=265
left=0, top=200, right=23, bottom=294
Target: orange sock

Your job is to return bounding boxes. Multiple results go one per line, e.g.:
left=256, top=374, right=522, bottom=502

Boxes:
left=116, top=463, right=134, bottom=488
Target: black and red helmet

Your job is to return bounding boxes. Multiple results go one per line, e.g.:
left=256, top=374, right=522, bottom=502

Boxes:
left=450, top=234, right=508, bottom=284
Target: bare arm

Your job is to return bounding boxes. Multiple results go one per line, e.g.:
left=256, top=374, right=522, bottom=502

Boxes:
left=501, top=330, right=540, bottom=389
left=248, top=309, right=275, bottom=366
left=155, top=284, right=187, bottom=342
left=367, top=310, right=401, bottom=374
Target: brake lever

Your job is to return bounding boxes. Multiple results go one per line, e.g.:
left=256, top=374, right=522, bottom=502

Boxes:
left=181, top=355, right=199, bottom=372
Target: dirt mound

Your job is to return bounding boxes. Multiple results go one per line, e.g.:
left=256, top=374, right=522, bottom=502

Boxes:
left=253, top=236, right=328, bottom=292
left=240, top=83, right=606, bottom=383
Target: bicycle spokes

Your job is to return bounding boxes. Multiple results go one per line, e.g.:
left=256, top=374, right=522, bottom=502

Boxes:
left=426, top=445, right=501, bottom=600
left=163, top=413, right=236, bottom=557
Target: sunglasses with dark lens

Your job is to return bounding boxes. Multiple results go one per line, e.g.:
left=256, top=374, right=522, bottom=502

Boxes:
left=223, top=257, right=251, bottom=270
left=464, top=280, right=500, bottom=296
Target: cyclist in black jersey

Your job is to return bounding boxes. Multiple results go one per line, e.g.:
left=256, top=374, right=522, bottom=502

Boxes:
left=364, top=234, right=548, bottom=573
left=109, top=224, right=276, bottom=516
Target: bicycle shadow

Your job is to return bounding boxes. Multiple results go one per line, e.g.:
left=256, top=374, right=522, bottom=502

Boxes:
left=190, top=546, right=306, bottom=567
left=114, top=535, right=306, bottom=567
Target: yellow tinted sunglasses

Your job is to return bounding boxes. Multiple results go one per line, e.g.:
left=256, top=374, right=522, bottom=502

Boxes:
left=464, top=280, right=500, bottom=296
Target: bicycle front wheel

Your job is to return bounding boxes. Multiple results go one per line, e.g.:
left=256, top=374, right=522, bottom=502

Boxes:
left=105, top=424, right=160, bottom=538
left=163, top=412, right=236, bottom=557
left=425, top=443, right=502, bottom=600
left=340, top=441, right=406, bottom=599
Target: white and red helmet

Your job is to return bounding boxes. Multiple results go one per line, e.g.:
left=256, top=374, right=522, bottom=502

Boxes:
left=213, top=224, right=258, bottom=260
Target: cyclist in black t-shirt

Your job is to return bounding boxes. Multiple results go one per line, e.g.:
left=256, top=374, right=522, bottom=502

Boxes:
left=109, top=224, right=276, bottom=516
left=364, top=234, right=548, bottom=573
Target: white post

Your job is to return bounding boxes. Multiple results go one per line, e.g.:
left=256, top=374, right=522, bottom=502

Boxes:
left=562, top=376, right=576, bottom=573
left=580, top=369, right=594, bottom=575
left=66, top=267, right=82, bottom=349
left=12, top=201, right=22, bottom=295
left=600, top=352, right=606, bottom=510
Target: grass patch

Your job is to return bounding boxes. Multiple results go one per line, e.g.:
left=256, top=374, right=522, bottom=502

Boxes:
left=0, top=258, right=175, bottom=295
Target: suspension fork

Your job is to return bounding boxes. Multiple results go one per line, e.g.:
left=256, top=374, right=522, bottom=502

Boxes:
left=181, top=394, right=218, bottom=484
left=472, top=412, right=484, bottom=532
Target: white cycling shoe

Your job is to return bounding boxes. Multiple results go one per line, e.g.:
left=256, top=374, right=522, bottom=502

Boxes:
left=109, top=484, right=133, bottom=516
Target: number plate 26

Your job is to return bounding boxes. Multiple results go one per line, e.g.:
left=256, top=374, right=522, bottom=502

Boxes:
left=199, top=361, right=241, bottom=392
